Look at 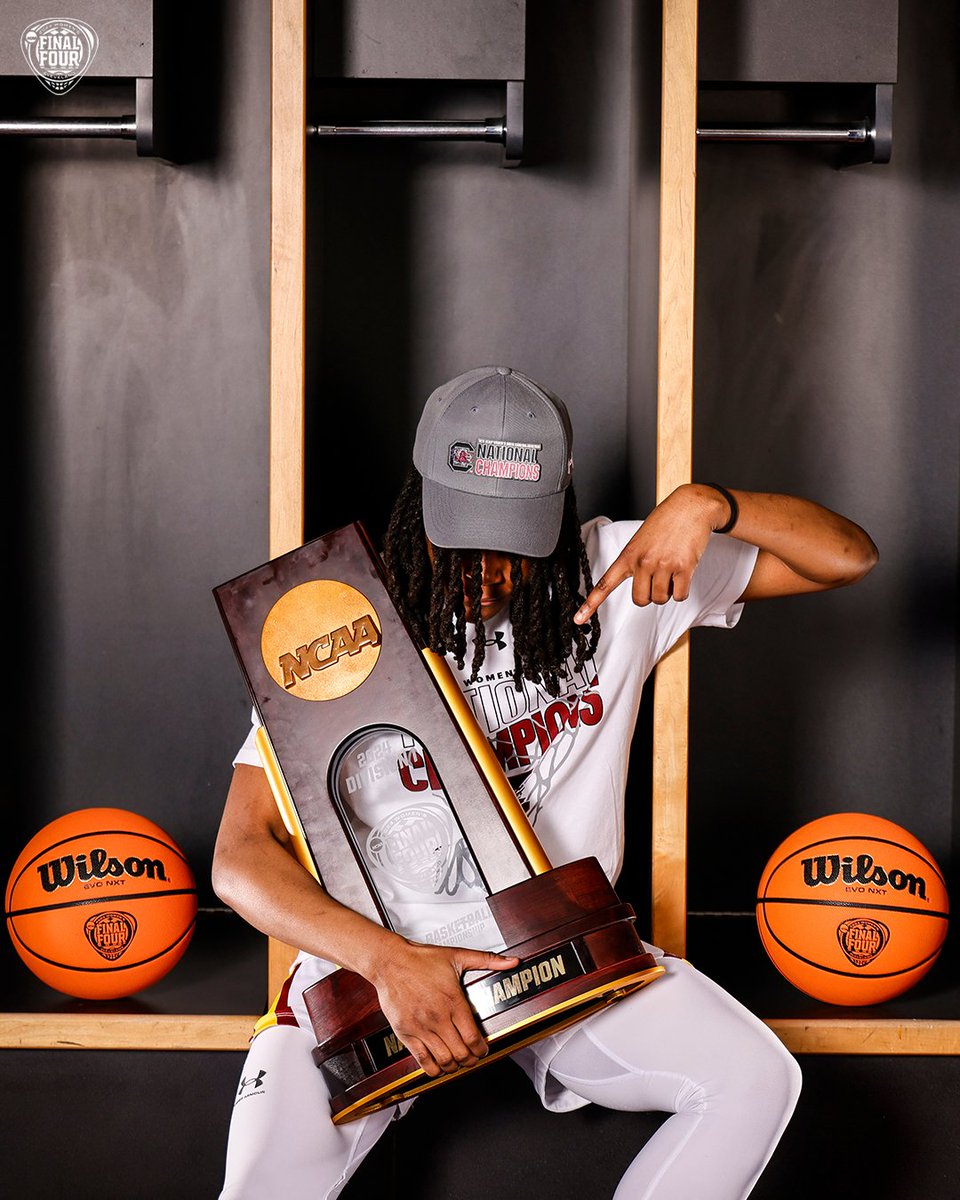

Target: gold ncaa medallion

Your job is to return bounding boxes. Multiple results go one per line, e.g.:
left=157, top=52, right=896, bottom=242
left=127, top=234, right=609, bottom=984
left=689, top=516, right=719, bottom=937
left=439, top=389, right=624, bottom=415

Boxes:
left=261, top=581, right=382, bottom=701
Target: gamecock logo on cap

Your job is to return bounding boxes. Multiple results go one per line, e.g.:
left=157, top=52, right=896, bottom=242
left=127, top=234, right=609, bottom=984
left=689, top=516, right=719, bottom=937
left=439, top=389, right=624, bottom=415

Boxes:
left=448, top=442, right=475, bottom=472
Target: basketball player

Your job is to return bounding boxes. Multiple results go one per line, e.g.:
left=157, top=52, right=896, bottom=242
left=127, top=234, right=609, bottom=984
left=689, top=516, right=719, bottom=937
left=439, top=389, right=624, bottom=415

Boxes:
left=214, top=366, right=877, bottom=1199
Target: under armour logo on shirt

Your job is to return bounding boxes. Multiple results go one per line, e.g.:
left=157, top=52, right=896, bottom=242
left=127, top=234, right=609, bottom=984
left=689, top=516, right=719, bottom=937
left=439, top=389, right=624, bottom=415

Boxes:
left=236, top=1069, right=267, bottom=1102
left=485, top=632, right=506, bottom=651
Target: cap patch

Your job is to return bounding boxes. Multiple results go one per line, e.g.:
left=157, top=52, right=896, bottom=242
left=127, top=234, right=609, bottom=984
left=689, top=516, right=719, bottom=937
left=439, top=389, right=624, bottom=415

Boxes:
left=446, top=437, right=542, bottom=482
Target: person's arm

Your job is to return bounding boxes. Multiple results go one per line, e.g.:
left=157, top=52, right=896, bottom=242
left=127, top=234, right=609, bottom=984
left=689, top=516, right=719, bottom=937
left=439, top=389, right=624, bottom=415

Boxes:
left=573, top=482, right=878, bottom=620
left=212, top=763, right=518, bottom=1076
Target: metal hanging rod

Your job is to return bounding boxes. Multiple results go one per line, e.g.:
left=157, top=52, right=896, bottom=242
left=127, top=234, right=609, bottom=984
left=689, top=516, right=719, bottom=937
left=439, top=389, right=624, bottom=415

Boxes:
left=0, top=115, right=136, bottom=138
left=697, top=124, right=869, bottom=144
left=0, top=81, right=165, bottom=156
left=696, top=86, right=893, bottom=164
left=309, top=118, right=505, bottom=141
left=308, top=81, right=524, bottom=166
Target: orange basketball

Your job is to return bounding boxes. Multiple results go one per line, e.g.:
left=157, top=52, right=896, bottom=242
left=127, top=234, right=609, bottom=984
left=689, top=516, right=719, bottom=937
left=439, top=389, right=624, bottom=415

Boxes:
left=5, top=808, right=197, bottom=1000
left=756, top=813, right=949, bottom=1006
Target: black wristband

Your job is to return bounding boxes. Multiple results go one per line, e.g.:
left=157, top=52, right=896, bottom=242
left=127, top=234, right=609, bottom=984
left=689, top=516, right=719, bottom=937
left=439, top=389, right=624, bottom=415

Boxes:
left=704, top=483, right=739, bottom=534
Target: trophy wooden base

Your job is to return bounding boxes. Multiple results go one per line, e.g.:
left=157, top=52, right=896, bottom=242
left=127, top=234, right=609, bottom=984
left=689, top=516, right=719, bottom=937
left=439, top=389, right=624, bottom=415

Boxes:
left=303, top=858, right=665, bottom=1123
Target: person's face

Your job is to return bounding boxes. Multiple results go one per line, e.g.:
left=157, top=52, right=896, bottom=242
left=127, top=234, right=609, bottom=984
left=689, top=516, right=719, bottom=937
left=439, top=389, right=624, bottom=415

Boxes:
left=426, top=541, right=528, bottom=622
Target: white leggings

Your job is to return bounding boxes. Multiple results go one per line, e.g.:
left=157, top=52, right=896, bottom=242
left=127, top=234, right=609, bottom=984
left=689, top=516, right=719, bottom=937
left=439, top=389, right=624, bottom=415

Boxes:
left=220, top=956, right=801, bottom=1200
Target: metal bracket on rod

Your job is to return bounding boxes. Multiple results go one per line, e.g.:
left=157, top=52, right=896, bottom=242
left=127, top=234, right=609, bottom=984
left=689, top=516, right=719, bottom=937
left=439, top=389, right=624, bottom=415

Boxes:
left=309, top=81, right=524, bottom=167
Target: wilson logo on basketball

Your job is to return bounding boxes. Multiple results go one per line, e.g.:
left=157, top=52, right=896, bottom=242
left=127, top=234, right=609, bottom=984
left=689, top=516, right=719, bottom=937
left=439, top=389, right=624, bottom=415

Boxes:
left=36, top=848, right=169, bottom=894
left=279, top=613, right=381, bottom=691
left=83, top=910, right=137, bottom=961
left=837, top=917, right=890, bottom=967
left=800, top=853, right=927, bottom=900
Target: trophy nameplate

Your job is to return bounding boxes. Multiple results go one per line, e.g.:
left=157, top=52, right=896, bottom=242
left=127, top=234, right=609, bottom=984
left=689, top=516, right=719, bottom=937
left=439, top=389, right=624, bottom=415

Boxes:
left=214, top=523, right=663, bottom=1124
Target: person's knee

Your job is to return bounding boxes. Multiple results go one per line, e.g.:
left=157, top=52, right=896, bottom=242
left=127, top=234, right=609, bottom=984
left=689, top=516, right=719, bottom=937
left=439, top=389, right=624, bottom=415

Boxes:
left=783, top=1043, right=803, bottom=1103
left=777, top=1041, right=803, bottom=1117
left=720, top=1032, right=802, bottom=1127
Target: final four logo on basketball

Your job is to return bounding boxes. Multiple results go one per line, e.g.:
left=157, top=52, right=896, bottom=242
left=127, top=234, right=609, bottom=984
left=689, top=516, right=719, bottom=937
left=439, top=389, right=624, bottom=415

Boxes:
left=84, top=911, right=137, bottom=961
left=837, top=917, right=890, bottom=967
left=21, top=19, right=99, bottom=96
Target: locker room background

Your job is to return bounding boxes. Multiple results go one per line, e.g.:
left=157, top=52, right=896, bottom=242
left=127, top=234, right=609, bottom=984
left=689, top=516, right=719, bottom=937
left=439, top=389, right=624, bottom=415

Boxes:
left=1, top=2, right=957, bottom=1196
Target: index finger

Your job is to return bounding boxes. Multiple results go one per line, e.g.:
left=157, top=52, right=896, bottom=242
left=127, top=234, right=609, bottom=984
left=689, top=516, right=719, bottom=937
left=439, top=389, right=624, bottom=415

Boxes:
left=573, top=558, right=630, bottom=624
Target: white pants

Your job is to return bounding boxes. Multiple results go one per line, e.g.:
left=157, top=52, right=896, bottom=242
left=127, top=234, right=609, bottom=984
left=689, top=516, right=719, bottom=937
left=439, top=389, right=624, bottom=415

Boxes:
left=220, top=956, right=801, bottom=1200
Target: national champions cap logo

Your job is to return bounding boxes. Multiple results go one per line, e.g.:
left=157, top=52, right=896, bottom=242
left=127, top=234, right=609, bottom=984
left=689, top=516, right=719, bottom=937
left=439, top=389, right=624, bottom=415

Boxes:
left=21, top=19, right=99, bottom=96
left=447, top=439, right=542, bottom=482
left=261, top=580, right=382, bottom=702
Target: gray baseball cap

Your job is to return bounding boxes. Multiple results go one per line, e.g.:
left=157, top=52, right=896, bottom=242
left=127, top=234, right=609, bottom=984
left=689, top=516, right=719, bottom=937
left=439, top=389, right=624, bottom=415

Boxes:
left=413, top=366, right=574, bottom=558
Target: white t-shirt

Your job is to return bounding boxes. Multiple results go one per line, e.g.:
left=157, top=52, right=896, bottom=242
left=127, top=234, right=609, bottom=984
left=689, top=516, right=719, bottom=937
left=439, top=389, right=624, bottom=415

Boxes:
left=233, top=517, right=758, bottom=1108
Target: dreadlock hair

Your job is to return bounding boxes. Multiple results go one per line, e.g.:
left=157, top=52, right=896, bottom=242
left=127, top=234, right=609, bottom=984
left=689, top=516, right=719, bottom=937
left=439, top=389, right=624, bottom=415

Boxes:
left=383, top=466, right=601, bottom=699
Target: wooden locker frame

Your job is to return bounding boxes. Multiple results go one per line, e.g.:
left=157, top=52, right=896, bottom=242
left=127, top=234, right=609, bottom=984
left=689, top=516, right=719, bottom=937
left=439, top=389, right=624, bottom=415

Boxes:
left=1, top=0, right=955, bottom=1056
left=653, top=0, right=958, bottom=1056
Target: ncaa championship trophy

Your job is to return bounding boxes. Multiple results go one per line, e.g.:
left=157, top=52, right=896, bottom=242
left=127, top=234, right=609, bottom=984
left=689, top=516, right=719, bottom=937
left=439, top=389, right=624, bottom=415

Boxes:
left=215, top=523, right=663, bottom=1124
